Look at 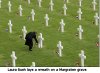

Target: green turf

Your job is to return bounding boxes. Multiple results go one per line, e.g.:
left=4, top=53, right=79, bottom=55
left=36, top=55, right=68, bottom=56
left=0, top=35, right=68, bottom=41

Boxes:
left=0, top=0, right=99, bottom=67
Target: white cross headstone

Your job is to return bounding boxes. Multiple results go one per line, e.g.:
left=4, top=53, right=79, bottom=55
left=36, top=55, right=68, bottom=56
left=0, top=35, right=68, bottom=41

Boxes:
left=11, top=51, right=17, bottom=67
left=59, top=19, right=65, bottom=32
left=77, top=8, right=82, bottom=20
left=8, top=1, right=12, bottom=12
left=94, top=13, right=99, bottom=26
left=18, top=5, right=23, bottom=16
left=31, top=62, right=35, bottom=67
left=22, top=26, right=27, bottom=40
left=79, top=50, right=86, bottom=67
left=31, top=9, right=35, bottom=21
left=57, top=41, right=63, bottom=57
left=0, top=0, right=2, bottom=8
left=38, top=0, right=42, bottom=7
left=79, top=0, right=82, bottom=7
left=63, top=4, right=67, bottom=16
left=49, top=0, right=54, bottom=11
left=38, top=33, right=44, bottom=48
left=8, top=20, right=13, bottom=33
left=77, top=25, right=83, bottom=40
left=44, top=14, right=49, bottom=26
left=28, top=0, right=31, bottom=4
left=92, top=0, right=97, bottom=11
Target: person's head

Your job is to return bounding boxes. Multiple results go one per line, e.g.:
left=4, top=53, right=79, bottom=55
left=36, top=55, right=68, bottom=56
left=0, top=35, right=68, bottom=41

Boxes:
left=32, top=31, right=37, bottom=35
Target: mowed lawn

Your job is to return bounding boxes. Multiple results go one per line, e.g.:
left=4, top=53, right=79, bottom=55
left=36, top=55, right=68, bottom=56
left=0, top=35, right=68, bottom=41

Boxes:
left=0, top=0, right=99, bottom=67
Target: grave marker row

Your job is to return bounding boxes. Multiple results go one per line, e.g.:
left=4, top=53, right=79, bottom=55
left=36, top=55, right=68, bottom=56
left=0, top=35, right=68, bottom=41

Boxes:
left=10, top=49, right=86, bottom=67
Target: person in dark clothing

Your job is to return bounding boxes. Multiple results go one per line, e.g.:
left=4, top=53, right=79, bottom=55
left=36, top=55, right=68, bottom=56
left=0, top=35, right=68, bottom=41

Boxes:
left=25, top=32, right=38, bottom=51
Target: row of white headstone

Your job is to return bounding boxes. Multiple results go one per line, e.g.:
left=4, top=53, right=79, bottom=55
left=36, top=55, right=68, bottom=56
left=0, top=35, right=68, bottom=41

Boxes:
left=7, top=12, right=98, bottom=36
left=0, top=0, right=97, bottom=11
left=0, top=0, right=98, bottom=17
left=10, top=49, right=86, bottom=67
left=8, top=19, right=84, bottom=40
left=76, top=0, right=87, bottom=67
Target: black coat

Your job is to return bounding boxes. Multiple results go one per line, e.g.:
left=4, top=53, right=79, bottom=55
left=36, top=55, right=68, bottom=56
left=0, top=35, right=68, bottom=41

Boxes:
left=25, top=32, right=38, bottom=47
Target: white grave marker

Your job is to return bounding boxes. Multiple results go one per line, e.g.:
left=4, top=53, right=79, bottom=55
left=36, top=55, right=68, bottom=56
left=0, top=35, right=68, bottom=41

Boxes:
left=38, top=33, right=44, bottom=48
left=11, top=51, right=17, bottom=67
left=77, top=25, right=83, bottom=40
left=44, top=14, right=49, bottom=26
left=79, top=0, right=82, bottom=7
left=38, top=0, right=42, bottom=7
left=63, top=4, right=67, bottom=16
left=31, top=9, right=35, bottom=21
left=8, top=20, right=13, bottom=33
left=0, top=0, right=2, bottom=8
left=31, top=62, right=35, bottom=67
left=22, top=26, right=27, bottom=40
left=28, top=0, right=31, bottom=4
left=59, top=19, right=65, bottom=32
left=18, top=5, right=23, bottom=16
left=77, top=8, right=82, bottom=20
left=8, top=1, right=12, bottom=12
left=57, top=41, right=63, bottom=57
left=92, top=0, right=97, bottom=11
left=49, top=0, right=54, bottom=11
left=94, top=13, right=99, bottom=26
left=79, top=50, right=86, bottom=67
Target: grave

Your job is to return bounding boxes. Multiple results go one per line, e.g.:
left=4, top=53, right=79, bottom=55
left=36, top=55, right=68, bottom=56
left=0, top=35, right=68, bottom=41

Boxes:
left=8, top=1, right=12, bottom=12
left=59, top=19, right=65, bottom=32
left=79, top=0, right=82, bottom=7
left=77, top=8, right=82, bottom=20
left=79, top=50, right=86, bottom=67
left=49, top=0, right=54, bottom=11
left=31, top=9, right=35, bottom=21
left=11, top=51, right=17, bottom=67
left=18, top=5, right=23, bottom=16
left=8, top=20, right=13, bottom=33
left=77, top=25, right=83, bottom=40
left=38, top=0, right=42, bottom=7
left=57, top=41, right=63, bottom=57
left=22, top=26, right=27, bottom=40
left=38, top=33, right=44, bottom=48
left=44, top=14, right=49, bottom=26
left=63, top=4, right=67, bottom=16
left=94, top=13, right=99, bottom=26
left=92, top=0, right=97, bottom=11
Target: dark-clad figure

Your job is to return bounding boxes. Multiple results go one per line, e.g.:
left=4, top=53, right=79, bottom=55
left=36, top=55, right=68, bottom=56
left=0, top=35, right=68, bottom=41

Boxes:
left=25, top=32, right=38, bottom=51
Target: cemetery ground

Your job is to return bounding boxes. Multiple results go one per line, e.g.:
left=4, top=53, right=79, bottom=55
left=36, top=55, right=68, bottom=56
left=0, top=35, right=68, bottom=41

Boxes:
left=0, top=0, right=99, bottom=67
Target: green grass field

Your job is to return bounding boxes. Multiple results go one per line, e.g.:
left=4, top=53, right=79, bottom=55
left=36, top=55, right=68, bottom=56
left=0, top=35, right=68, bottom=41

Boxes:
left=0, top=0, right=99, bottom=67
